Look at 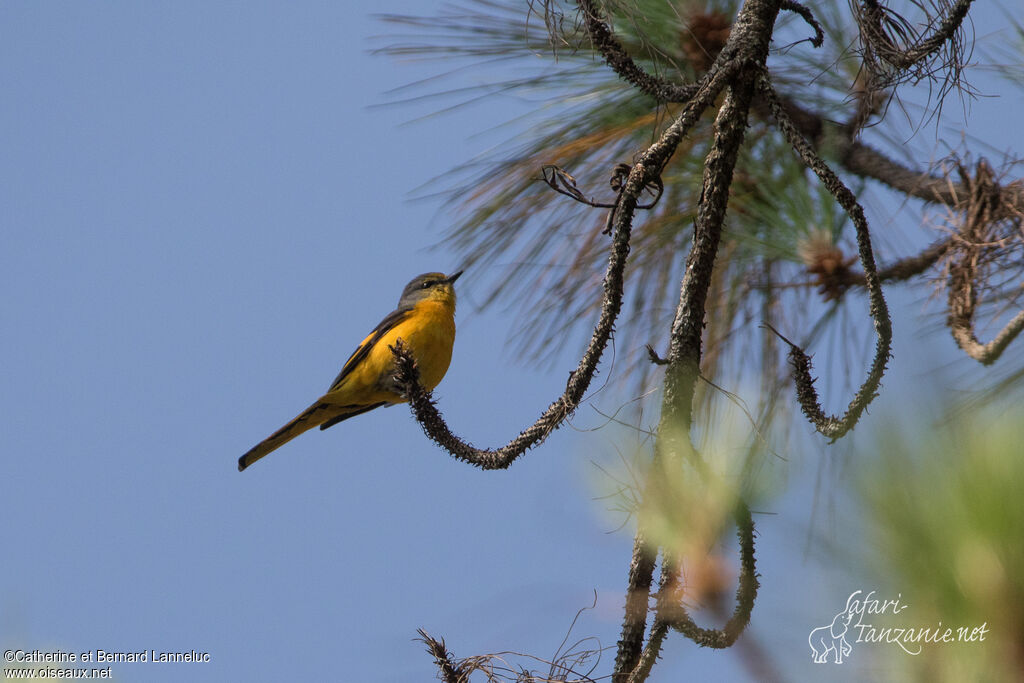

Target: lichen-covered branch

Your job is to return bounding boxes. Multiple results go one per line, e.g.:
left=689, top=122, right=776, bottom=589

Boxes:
left=625, top=619, right=667, bottom=683
left=615, top=525, right=659, bottom=682
left=624, top=502, right=758, bottom=683
left=394, top=64, right=738, bottom=471
left=873, top=236, right=952, bottom=282
left=620, top=46, right=767, bottom=683
left=615, top=0, right=783, bottom=677
left=842, top=139, right=1024, bottom=215
left=658, top=69, right=760, bottom=435
left=616, top=70, right=757, bottom=683
left=762, top=92, right=1024, bottom=216
left=576, top=0, right=699, bottom=103
left=758, top=71, right=893, bottom=440
left=658, top=503, right=759, bottom=647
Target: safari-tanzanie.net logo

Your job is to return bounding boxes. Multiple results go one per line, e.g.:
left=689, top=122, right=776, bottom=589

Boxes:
left=808, top=590, right=989, bottom=664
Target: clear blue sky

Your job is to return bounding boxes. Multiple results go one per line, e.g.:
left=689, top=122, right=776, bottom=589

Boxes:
left=2, top=3, right=1020, bottom=682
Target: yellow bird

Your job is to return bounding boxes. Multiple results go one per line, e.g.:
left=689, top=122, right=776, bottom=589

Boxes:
left=238, top=271, right=462, bottom=471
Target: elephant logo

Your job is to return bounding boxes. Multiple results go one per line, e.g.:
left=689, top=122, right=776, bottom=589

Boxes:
left=808, top=592, right=858, bottom=663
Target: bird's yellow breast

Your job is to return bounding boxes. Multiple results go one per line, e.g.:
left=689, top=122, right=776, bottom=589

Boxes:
left=324, top=299, right=456, bottom=407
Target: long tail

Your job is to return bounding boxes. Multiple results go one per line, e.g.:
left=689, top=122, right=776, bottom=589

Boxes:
left=238, top=401, right=334, bottom=471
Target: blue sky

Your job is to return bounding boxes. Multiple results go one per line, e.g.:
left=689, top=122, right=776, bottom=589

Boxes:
left=2, top=2, right=1021, bottom=682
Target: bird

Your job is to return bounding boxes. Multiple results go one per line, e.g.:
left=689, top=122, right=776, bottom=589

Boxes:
left=238, top=271, right=462, bottom=472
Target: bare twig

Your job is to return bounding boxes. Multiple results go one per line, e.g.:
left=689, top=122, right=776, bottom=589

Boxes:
left=541, top=163, right=664, bottom=213
left=417, top=604, right=607, bottom=682
left=418, top=629, right=469, bottom=683
left=953, top=309, right=1024, bottom=364
left=780, top=0, right=824, bottom=48
left=855, top=0, right=974, bottom=73
left=645, top=344, right=669, bottom=365
left=543, top=164, right=618, bottom=209
left=873, top=236, right=952, bottom=282
left=946, top=159, right=1024, bottom=364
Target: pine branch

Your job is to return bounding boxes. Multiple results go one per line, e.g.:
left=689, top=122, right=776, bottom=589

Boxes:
left=758, top=70, right=893, bottom=440
left=656, top=503, right=759, bottom=648
left=575, top=0, right=699, bottom=104
left=392, top=59, right=738, bottom=471
left=946, top=159, right=1024, bottom=364
left=612, top=0, right=784, bottom=676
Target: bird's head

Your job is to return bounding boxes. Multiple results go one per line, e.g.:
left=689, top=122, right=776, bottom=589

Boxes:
left=398, top=271, right=462, bottom=310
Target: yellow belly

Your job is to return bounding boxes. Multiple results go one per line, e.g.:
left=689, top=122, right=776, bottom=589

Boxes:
left=324, top=301, right=455, bottom=407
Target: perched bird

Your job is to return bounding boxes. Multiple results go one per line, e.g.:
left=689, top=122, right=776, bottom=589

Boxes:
left=238, top=271, right=462, bottom=471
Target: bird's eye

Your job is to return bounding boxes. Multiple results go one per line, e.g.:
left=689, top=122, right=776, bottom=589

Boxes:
left=421, top=280, right=434, bottom=289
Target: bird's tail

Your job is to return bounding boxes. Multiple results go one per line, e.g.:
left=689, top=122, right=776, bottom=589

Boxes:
left=238, top=401, right=333, bottom=471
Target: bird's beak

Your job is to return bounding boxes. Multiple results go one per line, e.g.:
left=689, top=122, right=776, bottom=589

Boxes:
left=446, top=270, right=464, bottom=284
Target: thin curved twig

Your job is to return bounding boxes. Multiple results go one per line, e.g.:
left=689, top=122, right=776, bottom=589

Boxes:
left=757, top=70, right=893, bottom=440
left=542, top=164, right=618, bottom=209
left=857, top=0, right=974, bottom=71
left=947, top=159, right=1024, bottom=364
left=780, top=0, right=824, bottom=48
left=542, top=163, right=664, bottom=212
left=952, top=309, right=1024, bottom=364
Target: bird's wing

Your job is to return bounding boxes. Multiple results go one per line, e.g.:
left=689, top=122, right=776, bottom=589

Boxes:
left=318, top=402, right=387, bottom=431
left=326, top=306, right=413, bottom=392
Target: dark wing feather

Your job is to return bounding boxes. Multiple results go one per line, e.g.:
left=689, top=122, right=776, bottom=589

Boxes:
left=318, top=402, right=387, bottom=431
left=326, top=306, right=413, bottom=392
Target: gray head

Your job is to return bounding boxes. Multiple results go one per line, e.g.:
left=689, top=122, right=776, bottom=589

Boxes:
left=397, top=271, right=463, bottom=309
